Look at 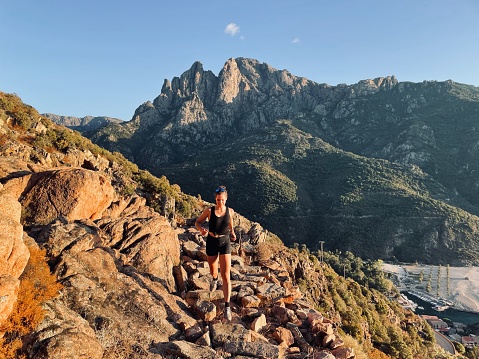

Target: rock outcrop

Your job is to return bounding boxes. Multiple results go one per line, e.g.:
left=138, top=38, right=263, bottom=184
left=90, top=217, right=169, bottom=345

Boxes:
left=0, top=157, right=191, bottom=357
left=97, top=197, right=181, bottom=293
left=0, top=191, right=30, bottom=331
left=8, top=167, right=116, bottom=224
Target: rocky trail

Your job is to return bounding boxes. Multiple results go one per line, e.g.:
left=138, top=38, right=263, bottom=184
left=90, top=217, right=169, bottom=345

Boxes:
left=152, top=226, right=355, bottom=359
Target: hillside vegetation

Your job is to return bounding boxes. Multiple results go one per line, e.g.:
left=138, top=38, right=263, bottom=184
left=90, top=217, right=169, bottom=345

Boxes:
left=154, top=120, right=479, bottom=265
left=0, top=92, right=202, bottom=221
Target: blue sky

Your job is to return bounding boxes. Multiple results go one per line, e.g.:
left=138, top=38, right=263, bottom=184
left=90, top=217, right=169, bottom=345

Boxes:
left=1, top=0, right=478, bottom=120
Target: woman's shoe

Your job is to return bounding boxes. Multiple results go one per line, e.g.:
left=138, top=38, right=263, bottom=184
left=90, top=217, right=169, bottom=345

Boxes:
left=224, top=307, right=232, bottom=321
left=209, top=278, right=218, bottom=292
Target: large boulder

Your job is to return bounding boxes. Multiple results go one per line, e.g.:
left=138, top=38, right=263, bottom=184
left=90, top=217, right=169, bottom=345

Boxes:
left=98, top=204, right=181, bottom=293
left=0, top=192, right=30, bottom=331
left=27, top=300, right=103, bottom=359
left=51, top=247, right=186, bottom=352
left=19, top=167, right=115, bottom=224
left=0, top=156, right=36, bottom=180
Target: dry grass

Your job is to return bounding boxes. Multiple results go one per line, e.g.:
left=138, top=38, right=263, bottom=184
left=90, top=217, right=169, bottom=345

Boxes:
left=256, top=242, right=274, bottom=261
left=0, top=244, right=62, bottom=359
left=368, top=348, right=393, bottom=359
left=341, top=333, right=371, bottom=359
left=255, top=240, right=286, bottom=262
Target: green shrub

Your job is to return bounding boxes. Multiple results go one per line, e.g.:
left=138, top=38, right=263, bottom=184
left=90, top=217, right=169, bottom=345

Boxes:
left=0, top=92, right=38, bottom=130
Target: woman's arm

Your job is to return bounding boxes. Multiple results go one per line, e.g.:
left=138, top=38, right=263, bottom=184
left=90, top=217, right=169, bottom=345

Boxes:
left=195, top=208, right=210, bottom=236
left=229, top=208, right=236, bottom=241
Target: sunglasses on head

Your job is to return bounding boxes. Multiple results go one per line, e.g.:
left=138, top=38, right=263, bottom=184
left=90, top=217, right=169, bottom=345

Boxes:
left=215, top=186, right=227, bottom=193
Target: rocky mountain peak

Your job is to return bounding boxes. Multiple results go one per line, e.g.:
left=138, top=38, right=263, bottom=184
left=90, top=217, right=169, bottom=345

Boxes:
left=350, top=75, right=398, bottom=96
left=126, top=57, right=347, bottom=144
left=154, top=60, right=218, bottom=114
left=218, top=57, right=319, bottom=102
left=217, top=57, right=244, bottom=103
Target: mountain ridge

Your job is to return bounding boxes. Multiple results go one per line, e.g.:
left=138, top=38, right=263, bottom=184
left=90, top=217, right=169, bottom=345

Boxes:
left=44, top=113, right=123, bottom=132
left=88, top=58, right=398, bottom=165
left=80, top=58, right=479, bottom=266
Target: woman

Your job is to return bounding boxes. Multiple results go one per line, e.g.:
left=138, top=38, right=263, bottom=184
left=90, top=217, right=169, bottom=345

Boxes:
left=195, top=185, right=236, bottom=321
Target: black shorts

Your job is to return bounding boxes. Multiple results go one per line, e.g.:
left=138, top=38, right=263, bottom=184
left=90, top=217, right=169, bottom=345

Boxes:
left=206, top=234, right=231, bottom=256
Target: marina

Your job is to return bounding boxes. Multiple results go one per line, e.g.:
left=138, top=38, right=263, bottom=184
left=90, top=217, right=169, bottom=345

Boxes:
left=409, top=293, right=479, bottom=325
left=383, top=263, right=479, bottom=325
left=396, top=290, right=479, bottom=326
left=406, top=290, right=454, bottom=312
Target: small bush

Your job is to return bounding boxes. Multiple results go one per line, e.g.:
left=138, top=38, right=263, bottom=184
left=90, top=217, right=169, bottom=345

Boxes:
left=368, top=348, right=392, bottom=359
left=0, top=92, right=38, bottom=130
left=0, top=244, right=62, bottom=358
left=255, top=242, right=273, bottom=262
left=341, top=334, right=370, bottom=359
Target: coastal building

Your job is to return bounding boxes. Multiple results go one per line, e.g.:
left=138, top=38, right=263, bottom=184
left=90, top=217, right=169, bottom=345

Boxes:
left=421, top=315, right=448, bottom=331
left=449, top=334, right=462, bottom=342
left=452, top=322, right=466, bottom=334
left=462, top=335, right=478, bottom=348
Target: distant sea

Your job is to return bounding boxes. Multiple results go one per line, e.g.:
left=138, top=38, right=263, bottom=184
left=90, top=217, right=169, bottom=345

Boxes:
left=405, top=292, right=479, bottom=325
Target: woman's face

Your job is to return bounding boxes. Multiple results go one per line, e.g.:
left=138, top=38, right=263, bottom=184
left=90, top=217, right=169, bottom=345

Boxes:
left=215, top=192, right=227, bottom=206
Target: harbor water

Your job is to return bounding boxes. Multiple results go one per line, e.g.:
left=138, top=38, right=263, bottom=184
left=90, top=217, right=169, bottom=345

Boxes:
left=404, top=292, right=479, bottom=325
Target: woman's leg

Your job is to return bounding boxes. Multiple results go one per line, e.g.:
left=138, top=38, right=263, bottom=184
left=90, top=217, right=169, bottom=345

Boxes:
left=219, top=253, right=231, bottom=303
left=207, top=254, right=219, bottom=279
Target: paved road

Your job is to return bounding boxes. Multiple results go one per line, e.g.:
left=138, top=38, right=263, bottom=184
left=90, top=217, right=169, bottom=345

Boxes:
left=434, top=331, right=456, bottom=354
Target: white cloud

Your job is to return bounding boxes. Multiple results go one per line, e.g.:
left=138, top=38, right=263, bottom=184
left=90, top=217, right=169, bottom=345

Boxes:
left=291, top=37, right=301, bottom=44
left=225, top=23, right=240, bottom=36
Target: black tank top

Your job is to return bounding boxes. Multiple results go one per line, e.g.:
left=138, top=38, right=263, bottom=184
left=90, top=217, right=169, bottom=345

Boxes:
left=209, top=206, right=230, bottom=235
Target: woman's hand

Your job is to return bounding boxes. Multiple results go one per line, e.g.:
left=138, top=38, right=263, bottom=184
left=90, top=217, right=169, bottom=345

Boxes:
left=195, top=208, right=211, bottom=237
left=230, top=232, right=237, bottom=241
left=195, top=223, right=208, bottom=237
